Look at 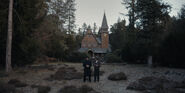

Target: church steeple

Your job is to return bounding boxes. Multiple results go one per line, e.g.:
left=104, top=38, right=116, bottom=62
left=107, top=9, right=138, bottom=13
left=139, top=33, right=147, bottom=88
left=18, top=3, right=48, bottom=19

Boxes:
left=101, top=12, right=108, bottom=29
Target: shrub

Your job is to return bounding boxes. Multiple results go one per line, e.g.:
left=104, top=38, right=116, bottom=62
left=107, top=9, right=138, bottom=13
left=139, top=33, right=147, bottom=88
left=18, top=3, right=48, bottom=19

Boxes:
left=105, top=53, right=122, bottom=63
left=108, top=72, right=127, bottom=81
left=66, top=52, right=88, bottom=62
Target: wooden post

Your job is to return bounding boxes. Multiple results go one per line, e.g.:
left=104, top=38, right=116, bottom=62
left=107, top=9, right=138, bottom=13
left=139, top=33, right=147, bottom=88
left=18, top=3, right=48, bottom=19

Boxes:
left=6, top=0, right=14, bottom=73
left=148, top=56, right=153, bottom=68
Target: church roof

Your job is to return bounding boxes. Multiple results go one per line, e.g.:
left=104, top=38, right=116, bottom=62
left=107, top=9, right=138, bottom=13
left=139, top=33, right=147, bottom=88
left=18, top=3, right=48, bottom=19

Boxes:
left=101, top=12, right=108, bottom=29
left=95, top=37, right=101, bottom=44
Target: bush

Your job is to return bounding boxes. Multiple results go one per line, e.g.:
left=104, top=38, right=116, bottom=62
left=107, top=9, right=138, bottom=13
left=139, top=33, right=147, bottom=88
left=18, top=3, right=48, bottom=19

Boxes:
left=105, top=53, right=122, bottom=63
left=108, top=72, right=127, bottom=81
left=66, top=52, right=88, bottom=62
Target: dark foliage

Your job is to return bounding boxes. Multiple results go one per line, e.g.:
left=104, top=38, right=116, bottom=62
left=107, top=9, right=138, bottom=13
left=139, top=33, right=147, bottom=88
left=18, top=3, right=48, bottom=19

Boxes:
left=66, top=52, right=88, bottom=62
left=105, top=53, right=122, bottom=63
left=0, top=0, right=46, bottom=67
left=156, top=14, right=185, bottom=68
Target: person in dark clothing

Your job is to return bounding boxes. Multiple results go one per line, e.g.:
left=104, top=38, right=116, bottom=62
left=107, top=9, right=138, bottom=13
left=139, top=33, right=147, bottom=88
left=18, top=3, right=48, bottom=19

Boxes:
left=93, top=59, right=101, bottom=82
left=83, top=57, right=92, bottom=82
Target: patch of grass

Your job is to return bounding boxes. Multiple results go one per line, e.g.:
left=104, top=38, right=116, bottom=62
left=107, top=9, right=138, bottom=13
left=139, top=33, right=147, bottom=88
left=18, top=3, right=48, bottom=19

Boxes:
left=79, top=85, right=94, bottom=93
left=31, top=84, right=40, bottom=88
left=8, top=79, right=20, bottom=84
left=8, top=79, right=28, bottom=87
left=0, top=72, right=9, bottom=78
left=16, top=70, right=27, bottom=75
left=37, top=86, right=51, bottom=93
left=49, top=67, right=83, bottom=81
left=29, top=64, right=54, bottom=70
left=0, top=81, right=16, bottom=93
left=31, top=85, right=51, bottom=93
left=59, top=85, right=100, bottom=93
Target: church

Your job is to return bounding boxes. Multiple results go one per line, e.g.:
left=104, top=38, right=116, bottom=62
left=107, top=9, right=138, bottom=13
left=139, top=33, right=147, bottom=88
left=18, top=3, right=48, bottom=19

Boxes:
left=78, top=13, right=111, bottom=57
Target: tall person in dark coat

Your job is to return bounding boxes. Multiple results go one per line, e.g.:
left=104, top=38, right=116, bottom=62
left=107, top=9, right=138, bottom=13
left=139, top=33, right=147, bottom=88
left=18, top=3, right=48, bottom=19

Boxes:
left=83, top=57, right=92, bottom=82
left=93, top=59, right=101, bottom=82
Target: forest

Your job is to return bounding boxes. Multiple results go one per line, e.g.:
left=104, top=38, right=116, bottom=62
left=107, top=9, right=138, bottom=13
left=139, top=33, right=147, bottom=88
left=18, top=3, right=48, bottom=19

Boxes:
left=0, top=0, right=185, bottom=71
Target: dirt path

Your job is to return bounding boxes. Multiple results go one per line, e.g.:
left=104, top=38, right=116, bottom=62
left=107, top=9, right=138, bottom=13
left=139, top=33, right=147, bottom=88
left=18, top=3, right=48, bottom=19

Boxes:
left=1, top=62, right=185, bottom=93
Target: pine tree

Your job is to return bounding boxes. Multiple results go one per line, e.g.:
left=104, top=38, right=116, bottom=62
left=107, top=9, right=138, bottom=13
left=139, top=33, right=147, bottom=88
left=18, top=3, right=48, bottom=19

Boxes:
left=93, top=23, right=97, bottom=34
left=122, top=0, right=136, bottom=31
left=49, top=0, right=76, bottom=34
left=65, top=0, right=76, bottom=34
left=135, top=0, right=171, bottom=57
left=49, top=0, right=66, bottom=32
left=178, top=4, right=185, bottom=19
left=82, top=23, right=87, bottom=36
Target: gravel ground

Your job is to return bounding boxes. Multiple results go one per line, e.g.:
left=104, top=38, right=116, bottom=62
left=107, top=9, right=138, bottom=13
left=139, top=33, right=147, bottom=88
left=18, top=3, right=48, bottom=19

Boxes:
left=1, top=62, right=185, bottom=93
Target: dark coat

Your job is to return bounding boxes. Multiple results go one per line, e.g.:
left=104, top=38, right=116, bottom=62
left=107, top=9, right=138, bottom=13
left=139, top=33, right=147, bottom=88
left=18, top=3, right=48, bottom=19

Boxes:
left=83, top=59, right=92, bottom=76
left=83, top=59, right=92, bottom=69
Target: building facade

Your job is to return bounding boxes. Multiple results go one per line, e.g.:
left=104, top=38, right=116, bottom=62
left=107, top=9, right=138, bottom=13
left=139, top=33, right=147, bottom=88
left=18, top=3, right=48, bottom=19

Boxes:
left=78, top=13, right=111, bottom=57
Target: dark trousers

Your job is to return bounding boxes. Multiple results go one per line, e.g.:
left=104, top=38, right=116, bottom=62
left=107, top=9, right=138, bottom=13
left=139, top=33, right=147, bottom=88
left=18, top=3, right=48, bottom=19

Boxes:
left=83, top=68, right=91, bottom=82
left=94, top=68, right=100, bottom=82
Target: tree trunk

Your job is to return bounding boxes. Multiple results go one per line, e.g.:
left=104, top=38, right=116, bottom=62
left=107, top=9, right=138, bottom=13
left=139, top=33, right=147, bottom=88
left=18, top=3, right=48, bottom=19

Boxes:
left=6, top=0, right=14, bottom=73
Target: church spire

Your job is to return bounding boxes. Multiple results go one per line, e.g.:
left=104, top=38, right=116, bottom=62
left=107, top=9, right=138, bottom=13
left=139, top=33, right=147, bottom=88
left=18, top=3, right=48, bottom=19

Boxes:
left=101, top=12, right=108, bottom=29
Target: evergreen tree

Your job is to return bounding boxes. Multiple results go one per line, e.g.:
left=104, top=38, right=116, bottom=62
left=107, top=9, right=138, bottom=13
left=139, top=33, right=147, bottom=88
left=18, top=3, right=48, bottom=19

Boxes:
left=82, top=23, right=87, bottom=36
left=49, top=0, right=66, bottom=32
left=49, top=0, right=76, bottom=33
left=122, top=0, right=137, bottom=31
left=178, top=4, right=185, bottom=19
left=0, top=0, right=48, bottom=67
left=93, top=23, right=97, bottom=34
left=135, top=0, right=171, bottom=56
left=65, top=0, right=76, bottom=34
left=157, top=5, right=185, bottom=68
left=110, top=19, right=127, bottom=51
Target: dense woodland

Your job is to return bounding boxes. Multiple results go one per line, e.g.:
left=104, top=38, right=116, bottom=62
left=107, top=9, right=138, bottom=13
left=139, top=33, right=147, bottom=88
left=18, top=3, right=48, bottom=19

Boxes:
left=108, top=0, right=185, bottom=68
left=0, top=0, right=85, bottom=68
left=0, top=0, right=185, bottom=69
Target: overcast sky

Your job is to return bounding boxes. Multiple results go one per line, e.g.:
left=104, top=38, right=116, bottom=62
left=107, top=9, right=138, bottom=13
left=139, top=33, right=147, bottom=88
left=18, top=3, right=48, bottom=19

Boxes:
left=75, top=0, right=185, bottom=29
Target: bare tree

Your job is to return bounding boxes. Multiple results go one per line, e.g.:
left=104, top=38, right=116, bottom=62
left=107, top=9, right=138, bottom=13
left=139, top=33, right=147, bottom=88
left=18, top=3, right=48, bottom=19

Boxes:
left=6, top=0, right=14, bottom=72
